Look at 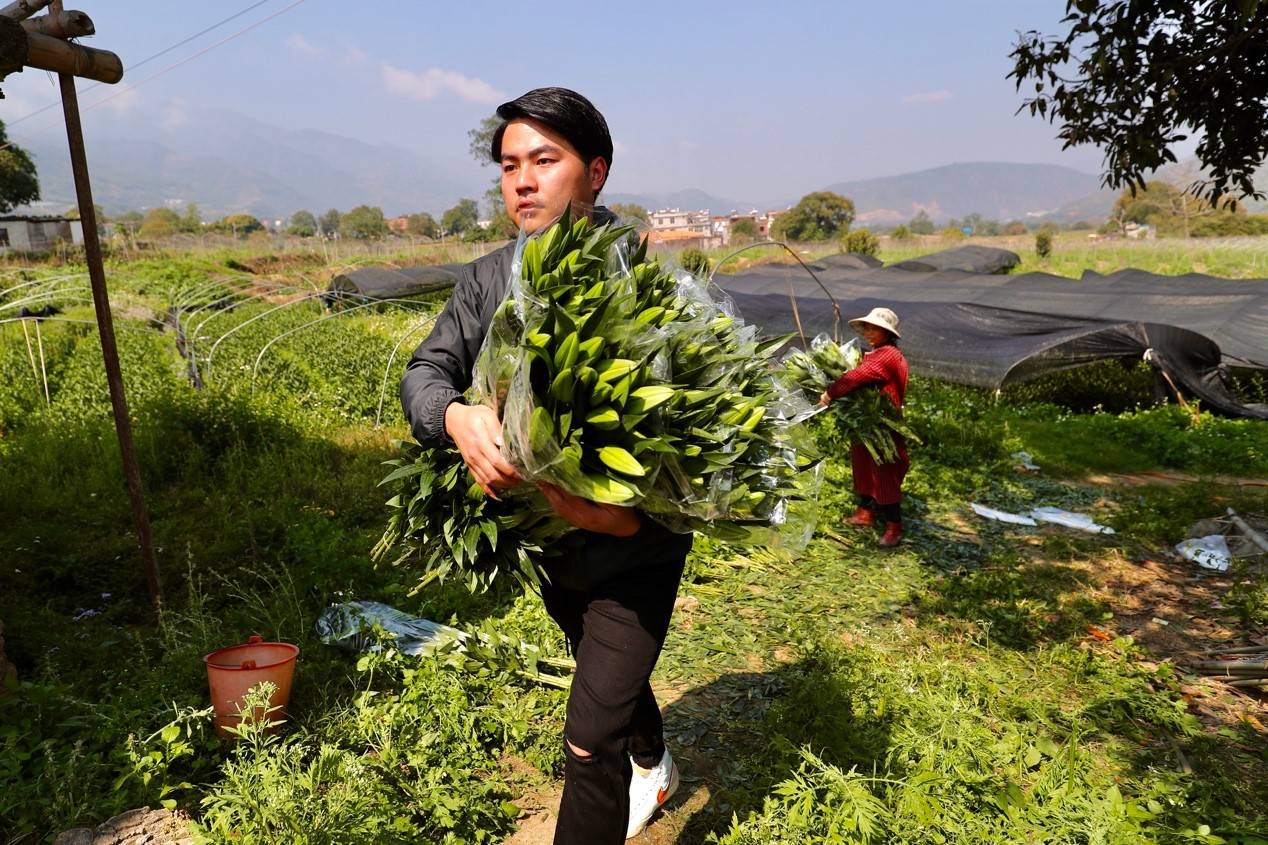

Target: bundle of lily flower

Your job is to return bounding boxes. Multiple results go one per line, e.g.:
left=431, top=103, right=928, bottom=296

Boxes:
left=374, top=212, right=822, bottom=592
left=779, top=333, right=918, bottom=464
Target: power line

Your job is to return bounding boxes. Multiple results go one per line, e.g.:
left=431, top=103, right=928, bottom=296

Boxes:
left=3, top=0, right=294, bottom=128
left=87, top=0, right=308, bottom=114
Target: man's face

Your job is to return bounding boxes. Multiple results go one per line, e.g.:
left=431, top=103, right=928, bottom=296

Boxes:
left=499, top=118, right=607, bottom=233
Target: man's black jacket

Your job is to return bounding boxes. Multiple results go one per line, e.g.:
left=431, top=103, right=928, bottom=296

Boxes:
left=399, top=217, right=692, bottom=589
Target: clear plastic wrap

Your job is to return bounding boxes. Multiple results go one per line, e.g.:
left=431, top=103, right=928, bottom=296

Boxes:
left=467, top=206, right=822, bottom=550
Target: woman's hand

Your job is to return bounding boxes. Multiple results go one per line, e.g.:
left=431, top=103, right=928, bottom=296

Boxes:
left=444, top=402, right=521, bottom=498
left=537, top=483, right=642, bottom=537
left=819, top=390, right=831, bottom=407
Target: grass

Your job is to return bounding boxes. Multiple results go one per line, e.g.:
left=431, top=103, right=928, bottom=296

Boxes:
left=1, top=243, right=1266, bottom=844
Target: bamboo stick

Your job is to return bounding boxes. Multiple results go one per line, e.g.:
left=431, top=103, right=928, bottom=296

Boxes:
left=1198, top=644, right=1268, bottom=656
left=33, top=317, right=49, bottom=405
left=1227, top=507, right=1268, bottom=555
left=20, top=9, right=92, bottom=38
left=24, top=29, right=121, bottom=83
left=1226, top=679, right=1268, bottom=689
left=1188, top=661, right=1268, bottom=672
left=0, top=0, right=51, bottom=21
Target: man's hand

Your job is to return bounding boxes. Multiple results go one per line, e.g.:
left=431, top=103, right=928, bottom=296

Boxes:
left=538, top=483, right=642, bottom=537
left=819, top=390, right=831, bottom=407
left=444, top=402, right=521, bottom=498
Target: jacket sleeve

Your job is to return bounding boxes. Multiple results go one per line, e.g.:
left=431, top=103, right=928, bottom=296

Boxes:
left=826, top=346, right=896, bottom=400
left=399, top=263, right=488, bottom=444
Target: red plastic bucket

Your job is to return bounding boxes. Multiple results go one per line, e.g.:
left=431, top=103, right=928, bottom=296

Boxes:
left=203, top=635, right=299, bottom=738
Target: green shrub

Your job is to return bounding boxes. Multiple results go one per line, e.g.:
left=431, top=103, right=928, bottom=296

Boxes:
left=680, top=247, right=712, bottom=277
left=1036, top=230, right=1053, bottom=258
left=841, top=229, right=879, bottom=256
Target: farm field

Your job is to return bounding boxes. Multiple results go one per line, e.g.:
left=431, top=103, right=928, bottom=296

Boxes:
left=1, top=239, right=1266, bottom=844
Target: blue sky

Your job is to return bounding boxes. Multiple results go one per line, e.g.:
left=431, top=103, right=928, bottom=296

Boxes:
left=2, top=0, right=1115, bottom=203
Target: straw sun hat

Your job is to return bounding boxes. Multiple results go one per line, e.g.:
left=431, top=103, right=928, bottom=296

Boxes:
left=848, top=306, right=901, bottom=339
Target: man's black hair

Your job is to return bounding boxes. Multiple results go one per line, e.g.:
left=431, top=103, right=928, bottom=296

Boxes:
left=490, top=87, right=613, bottom=191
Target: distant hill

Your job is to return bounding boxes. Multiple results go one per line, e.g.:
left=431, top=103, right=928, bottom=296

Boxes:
left=17, top=108, right=1184, bottom=229
left=815, top=162, right=1105, bottom=226
left=603, top=188, right=758, bottom=215
left=14, top=108, right=478, bottom=220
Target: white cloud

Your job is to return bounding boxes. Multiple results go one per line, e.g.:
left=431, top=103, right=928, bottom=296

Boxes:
left=341, top=45, right=368, bottom=67
left=286, top=33, right=326, bottom=59
left=94, top=86, right=141, bottom=116
left=162, top=97, right=188, bottom=131
left=902, top=89, right=953, bottom=106
left=380, top=63, right=505, bottom=105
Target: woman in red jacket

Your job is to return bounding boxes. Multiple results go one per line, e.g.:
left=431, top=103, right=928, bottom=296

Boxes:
left=818, top=307, right=909, bottom=547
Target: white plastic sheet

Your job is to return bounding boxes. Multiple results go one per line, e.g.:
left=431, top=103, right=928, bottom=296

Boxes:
left=971, top=502, right=1037, bottom=526
left=1175, top=534, right=1232, bottom=572
left=1030, top=506, right=1115, bottom=535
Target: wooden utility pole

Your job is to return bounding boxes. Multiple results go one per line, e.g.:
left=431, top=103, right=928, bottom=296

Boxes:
left=1, top=4, right=163, bottom=609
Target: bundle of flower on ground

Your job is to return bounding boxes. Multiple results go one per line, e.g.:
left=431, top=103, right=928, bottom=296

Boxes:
left=779, top=333, right=918, bottom=463
left=375, top=213, right=821, bottom=592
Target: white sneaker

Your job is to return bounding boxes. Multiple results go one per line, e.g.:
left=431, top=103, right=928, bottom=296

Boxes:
left=626, top=747, right=679, bottom=839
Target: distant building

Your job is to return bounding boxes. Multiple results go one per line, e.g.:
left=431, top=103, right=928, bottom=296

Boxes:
left=646, top=227, right=722, bottom=250
left=1124, top=222, right=1155, bottom=240
left=649, top=208, right=720, bottom=248
left=650, top=208, right=711, bottom=234
left=0, top=216, right=84, bottom=254
left=387, top=215, right=410, bottom=234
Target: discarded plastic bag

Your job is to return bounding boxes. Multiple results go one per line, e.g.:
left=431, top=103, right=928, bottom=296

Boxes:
left=315, top=600, right=576, bottom=688
left=315, top=600, right=461, bottom=656
left=970, top=503, right=1037, bottom=526
left=1176, top=535, right=1232, bottom=572
left=1030, top=506, right=1115, bottom=535
left=970, top=503, right=1114, bottom=534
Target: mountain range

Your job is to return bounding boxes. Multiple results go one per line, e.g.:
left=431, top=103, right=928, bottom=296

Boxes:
left=13, top=108, right=1205, bottom=225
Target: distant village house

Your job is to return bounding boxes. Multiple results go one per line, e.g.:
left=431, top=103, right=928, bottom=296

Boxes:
left=0, top=216, right=84, bottom=254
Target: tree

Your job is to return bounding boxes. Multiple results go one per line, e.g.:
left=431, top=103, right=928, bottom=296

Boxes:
left=442, top=198, right=480, bottom=236
left=468, top=114, right=501, bottom=164
left=468, top=115, right=508, bottom=219
left=1003, top=221, right=1030, bottom=236
left=1106, top=179, right=1232, bottom=236
left=405, top=212, right=439, bottom=238
left=485, top=209, right=518, bottom=239
left=730, top=218, right=759, bottom=242
left=890, top=224, right=911, bottom=241
left=288, top=210, right=318, bottom=237
left=611, top=203, right=649, bottom=222
left=178, top=203, right=202, bottom=234
left=0, top=119, right=39, bottom=213
left=949, top=212, right=1001, bottom=236
left=908, top=210, right=934, bottom=235
left=113, top=210, right=144, bottom=236
left=1010, top=1, right=1268, bottom=205
left=771, top=192, right=855, bottom=242
left=139, top=208, right=182, bottom=239
left=339, top=205, right=389, bottom=240
left=319, top=208, right=341, bottom=237
left=215, top=213, right=264, bottom=237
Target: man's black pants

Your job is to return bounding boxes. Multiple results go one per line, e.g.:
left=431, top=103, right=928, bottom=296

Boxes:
left=539, top=550, right=686, bottom=845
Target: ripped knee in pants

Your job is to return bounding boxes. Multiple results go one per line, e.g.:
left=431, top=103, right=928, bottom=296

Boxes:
left=565, top=737, right=594, bottom=761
